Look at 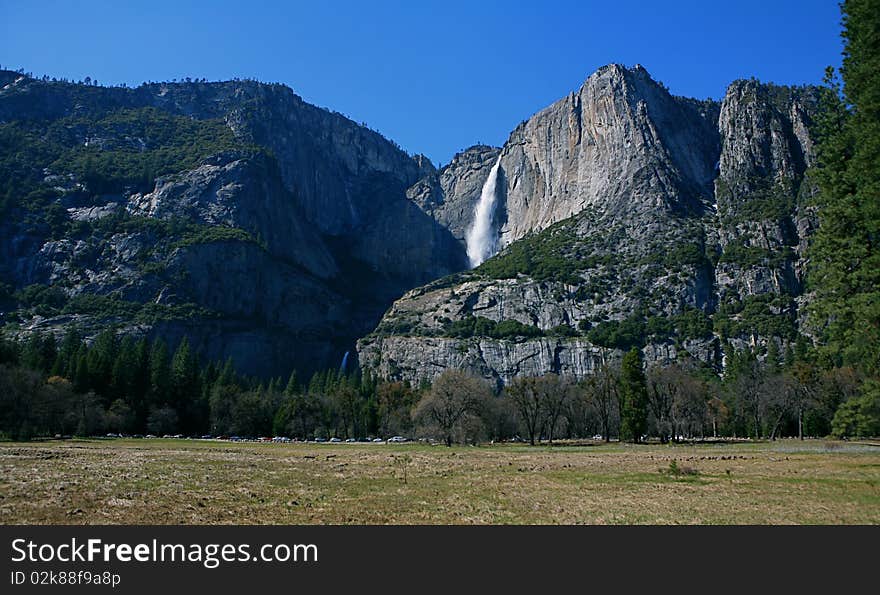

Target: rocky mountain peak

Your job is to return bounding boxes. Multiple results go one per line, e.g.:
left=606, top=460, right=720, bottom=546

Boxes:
left=360, top=65, right=822, bottom=387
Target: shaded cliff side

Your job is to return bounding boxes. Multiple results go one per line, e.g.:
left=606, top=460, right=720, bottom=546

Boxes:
left=0, top=71, right=465, bottom=377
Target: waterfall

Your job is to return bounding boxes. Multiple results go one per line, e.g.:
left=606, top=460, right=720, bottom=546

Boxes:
left=339, top=351, right=350, bottom=375
left=465, top=156, right=503, bottom=268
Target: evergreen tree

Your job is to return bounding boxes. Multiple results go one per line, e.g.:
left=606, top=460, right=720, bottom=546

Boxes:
left=766, top=340, right=781, bottom=374
left=131, top=338, right=151, bottom=425
left=0, top=333, right=20, bottom=365
left=149, top=339, right=171, bottom=404
left=50, top=353, right=65, bottom=377
left=20, top=334, right=58, bottom=375
left=216, top=358, right=236, bottom=388
left=170, top=336, right=201, bottom=432
left=58, top=329, right=83, bottom=378
left=284, top=370, right=299, bottom=396
left=619, top=348, right=648, bottom=443
left=72, top=345, right=90, bottom=394
left=111, top=336, right=138, bottom=402
left=87, top=330, right=117, bottom=400
left=308, top=371, right=324, bottom=395
left=808, top=0, right=880, bottom=377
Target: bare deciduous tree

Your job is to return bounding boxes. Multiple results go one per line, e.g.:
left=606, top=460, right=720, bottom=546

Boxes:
left=583, top=353, right=619, bottom=442
left=540, top=374, right=572, bottom=444
left=648, top=362, right=709, bottom=442
left=504, top=376, right=543, bottom=445
left=647, top=365, right=678, bottom=443
left=726, top=350, right=766, bottom=438
left=413, top=370, right=491, bottom=447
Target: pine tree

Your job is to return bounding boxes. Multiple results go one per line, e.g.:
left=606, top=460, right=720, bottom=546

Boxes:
left=58, top=329, right=83, bottom=376
left=619, top=348, right=648, bottom=443
left=73, top=346, right=90, bottom=394
left=308, top=371, right=324, bottom=395
left=111, top=336, right=138, bottom=402
left=20, top=334, right=45, bottom=372
left=808, top=0, right=880, bottom=377
left=216, top=358, right=236, bottom=388
left=0, top=333, right=20, bottom=365
left=128, top=338, right=151, bottom=429
left=87, top=331, right=117, bottom=400
left=149, top=339, right=171, bottom=404
left=170, top=337, right=200, bottom=432
left=284, top=370, right=299, bottom=396
left=766, top=340, right=781, bottom=374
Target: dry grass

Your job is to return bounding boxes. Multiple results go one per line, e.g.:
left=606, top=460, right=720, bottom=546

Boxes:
left=1, top=439, right=878, bottom=524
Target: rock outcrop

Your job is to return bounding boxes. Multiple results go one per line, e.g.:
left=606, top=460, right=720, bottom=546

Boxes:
left=0, top=65, right=820, bottom=383
left=359, top=66, right=819, bottom=386
left=0, top=72, right=464, bottom=377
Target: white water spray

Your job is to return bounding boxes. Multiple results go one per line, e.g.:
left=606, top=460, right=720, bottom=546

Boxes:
left=465, top=156, right=503, bottom=268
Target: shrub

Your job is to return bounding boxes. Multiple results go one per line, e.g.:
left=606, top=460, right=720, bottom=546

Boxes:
left=443, top=316, right=544, bottom=340
left=587, top=316, right=646, bottom=350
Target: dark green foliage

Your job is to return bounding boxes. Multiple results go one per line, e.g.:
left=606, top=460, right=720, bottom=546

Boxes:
left=86, top=330, right=118, bottom=401
left=0, top=107, right=240, bottom=204
left=170, top=337, right=202, bottom=433
left=444, top=316, right=544, bottom=340
left=493, top=319, right=544, bottom=339
left=645, top=316, right=674, bottom=341
left=619, top=348, right=648, bottom=442
left=172, top=225, right=264, bottom=250
left=474, top=218, right=587, bottom=284
left=638, top=241, right=709, bottom=269
left=148, top=339, right=171, bottom=408
left=14, top=285, right=66, bottom=315
left=713, top=295, right=798, bottom=341
left=586, top=316, right=646, bottom=350
left=718, top=244, right=794, bottom=268
left=807, top=0, right=880, bottom=378
left=12, top=290, right=215, bottom=325
left=585, top=309, right=713, bottom=349
left=831, top=379, right=880, bottom=438
left=283, top=370, right=299, bottom=396
left=672, top=308, right=714, bottom=340
left=373, top=318, right=415, bottom=336
left=717, top=176, right=798, bottom=224
left=548, top=324, right=578, bottom=337
left=20, top=333, right=57, bottom=374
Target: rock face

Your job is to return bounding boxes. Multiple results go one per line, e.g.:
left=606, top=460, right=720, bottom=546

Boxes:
left=0, top=65, right=820, bottom=383
left=496, top=64, right=719, bottom=245
left=0, top=71, right=464, bottom=377
left=128, top=151, right=337, bottom=279
left=359, top=66, right=819, bottom=386
left=406, top=65, right=720, bottom=251
left=713, top=80, right=817, bottom=302
left=406, top=145, right=501, bottom=245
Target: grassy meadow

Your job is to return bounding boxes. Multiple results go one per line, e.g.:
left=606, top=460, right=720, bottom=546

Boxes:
left=1, top=438, right=878, bottom=524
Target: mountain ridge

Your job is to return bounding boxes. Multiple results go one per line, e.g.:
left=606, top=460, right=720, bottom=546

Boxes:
left=358, top=65, right=820, bottom=386
left=0, top=65, right=820, bottom=382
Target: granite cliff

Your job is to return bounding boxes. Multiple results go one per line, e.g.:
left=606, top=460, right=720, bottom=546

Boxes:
left=0, top=65, right=818, bottom=382
left=358, top=65, right=819, bottom=386
left=0, top=70, right=463, bottom=376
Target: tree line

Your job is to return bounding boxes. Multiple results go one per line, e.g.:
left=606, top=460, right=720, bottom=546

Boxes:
left=1, top=330, right=875, bottom=443
left=0, top=328, right=416, bottom=441
left=409, top=346, right=876, bottom=445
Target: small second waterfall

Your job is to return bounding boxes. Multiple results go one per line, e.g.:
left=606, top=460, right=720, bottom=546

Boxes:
left=465, top=156, right=503, bottom=268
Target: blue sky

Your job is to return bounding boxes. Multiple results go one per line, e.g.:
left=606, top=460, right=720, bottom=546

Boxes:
left=1, top=0, right=844, bottom=165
